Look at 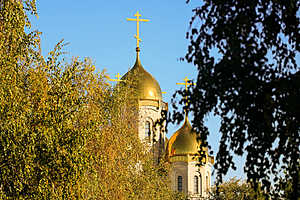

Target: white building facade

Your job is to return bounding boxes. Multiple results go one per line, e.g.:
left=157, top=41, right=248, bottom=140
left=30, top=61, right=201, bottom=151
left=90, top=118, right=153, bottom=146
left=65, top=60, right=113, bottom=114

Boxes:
left=167, top=118, right=214, bottom=199
left=124, top=47, right=213, bottom=199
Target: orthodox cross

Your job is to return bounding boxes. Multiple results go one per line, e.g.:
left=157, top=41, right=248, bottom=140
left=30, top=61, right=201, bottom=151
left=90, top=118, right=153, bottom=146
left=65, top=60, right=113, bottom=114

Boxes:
left=176, top=77, right=195, bottom=93
left=126, top=11, right=149, bottom=49
left=176, top=77, right=196, bottom=116
left=109, top=73, right=125, bottom=82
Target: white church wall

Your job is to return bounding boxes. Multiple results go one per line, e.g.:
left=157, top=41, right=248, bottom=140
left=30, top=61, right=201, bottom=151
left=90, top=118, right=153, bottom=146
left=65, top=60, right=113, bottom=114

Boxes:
left=170, top=161, right=188, bottom=193
left=170, top=159, right=212, bottom=199
left=138, top=104, right=165, bottom=144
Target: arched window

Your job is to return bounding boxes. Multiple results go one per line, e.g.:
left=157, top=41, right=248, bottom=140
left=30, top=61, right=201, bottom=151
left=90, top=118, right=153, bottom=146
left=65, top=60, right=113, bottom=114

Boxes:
left=199, top=174, right=202, bottom=195
left=145, top=121, right=151, bottom=140
left=177, top=176, right=183, bottom=192
left=206, top=174, right=209, bottom=191
left=194, top=176, right=199, bottom=194
left=159, top=132, right=162, bottom=144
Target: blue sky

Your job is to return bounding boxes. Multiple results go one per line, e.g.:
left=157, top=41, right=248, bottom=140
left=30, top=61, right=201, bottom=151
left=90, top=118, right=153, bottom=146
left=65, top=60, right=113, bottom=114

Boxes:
left=31, top=0, right=246, bottom=182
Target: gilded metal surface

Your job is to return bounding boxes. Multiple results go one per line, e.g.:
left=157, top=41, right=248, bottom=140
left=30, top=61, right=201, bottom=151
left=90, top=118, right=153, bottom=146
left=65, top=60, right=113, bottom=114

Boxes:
left=167, top=117, right=214, bottom=164
left=139, top=100, right=159, bottom=108
left=125, top=11, right=162, bottom=102
left=176, top=76, right=196, bottom=92
left=126, top=11, right=149, bottom=48
left=167, top=117, right=199, bottom=156
left=176, top=77, right=196, bottom=119
left=123, top=53, right=162, bottom=101
left=109, top=72, right=125, bottom=82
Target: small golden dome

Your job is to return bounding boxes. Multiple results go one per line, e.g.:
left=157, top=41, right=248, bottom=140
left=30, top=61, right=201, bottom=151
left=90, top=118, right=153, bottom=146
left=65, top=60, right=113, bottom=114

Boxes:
left=167, top=117, right=199, bottom=156
left=123, top=52, right=162, bottom=102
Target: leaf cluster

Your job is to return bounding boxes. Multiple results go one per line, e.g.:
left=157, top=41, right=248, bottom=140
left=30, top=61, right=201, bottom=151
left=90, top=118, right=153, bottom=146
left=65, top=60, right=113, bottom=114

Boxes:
left=0, top=1, right=182, bottom=199
left=180, top=0, right=300, bottom=199
left=206, top=178, right=266, bottom=200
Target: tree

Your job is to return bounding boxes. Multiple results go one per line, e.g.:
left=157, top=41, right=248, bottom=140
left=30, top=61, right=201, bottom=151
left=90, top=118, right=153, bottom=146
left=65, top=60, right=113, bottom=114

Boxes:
left=0, top=1, right=182, bottom=199
left=206, top=178, right=265, bottom=200
left=279, top=162, right=300, bottom=200
left=178, top=0, right=299, bottom=199
left=0, top=19, right=98, bottom=198
left=81, top=75, right=183, bottom=200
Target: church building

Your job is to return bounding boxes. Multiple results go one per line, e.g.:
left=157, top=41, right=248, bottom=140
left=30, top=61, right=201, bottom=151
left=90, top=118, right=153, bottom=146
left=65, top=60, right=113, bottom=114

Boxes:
left=118, top=11, right=214, bottom=200
left=166, top=116, right=214, bottom=199
left=122, top=46, right=168, bottom=161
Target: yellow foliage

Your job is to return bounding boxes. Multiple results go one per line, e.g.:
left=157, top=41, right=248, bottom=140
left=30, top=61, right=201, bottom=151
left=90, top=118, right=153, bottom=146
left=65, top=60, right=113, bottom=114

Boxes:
left=0, top=1, right=183, bottom=199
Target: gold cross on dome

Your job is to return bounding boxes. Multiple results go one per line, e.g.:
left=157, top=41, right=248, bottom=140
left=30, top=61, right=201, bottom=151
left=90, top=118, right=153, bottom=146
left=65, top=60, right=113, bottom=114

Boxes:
left=126, top=11, right=149, bottom=49
left=109, top=73, right=125, bottom=82
left=176, top=77, right=196, bottom=91
left=176, top=77, right=196, bottom=106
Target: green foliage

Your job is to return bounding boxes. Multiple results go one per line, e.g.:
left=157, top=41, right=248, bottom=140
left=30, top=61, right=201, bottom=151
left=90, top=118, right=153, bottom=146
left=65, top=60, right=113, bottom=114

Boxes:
left=178, top=0, right=300, bottom=199
left=0, top=35, right=97, bottom=198
left=279, top=164, right=300, bottom=200
left=0, top=0, right=181, bottom=199
left=80, top=68, right=182, bottom=200
left=206, top=178, right=265, bottom=200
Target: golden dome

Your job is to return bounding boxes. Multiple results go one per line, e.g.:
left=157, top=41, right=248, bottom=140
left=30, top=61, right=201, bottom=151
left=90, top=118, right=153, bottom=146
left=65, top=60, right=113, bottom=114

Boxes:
left=167, top=117, right=199, bottom=156
left=122, top=52, right=162, bottom=102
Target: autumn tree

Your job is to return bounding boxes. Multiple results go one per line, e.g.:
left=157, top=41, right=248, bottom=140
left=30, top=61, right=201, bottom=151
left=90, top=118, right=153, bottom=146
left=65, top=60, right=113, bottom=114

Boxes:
left=0, top=1, right=181, bottom=199
left=279, top=162, right=300, bottom=200
left=80, top=70, right=184, bottom=200
left=176, top=0, right=300, bottom=199
left=206, top=178, right=265, bottom=200
left=0, top=11, right=98, bottom=196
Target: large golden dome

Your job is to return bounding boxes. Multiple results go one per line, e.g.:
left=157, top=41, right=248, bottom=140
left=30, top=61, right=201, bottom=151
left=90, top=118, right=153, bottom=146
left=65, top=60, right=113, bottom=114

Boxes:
left=167, top=117, right=199, bottom=156
left=123, top=52, right=162, bottom=102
